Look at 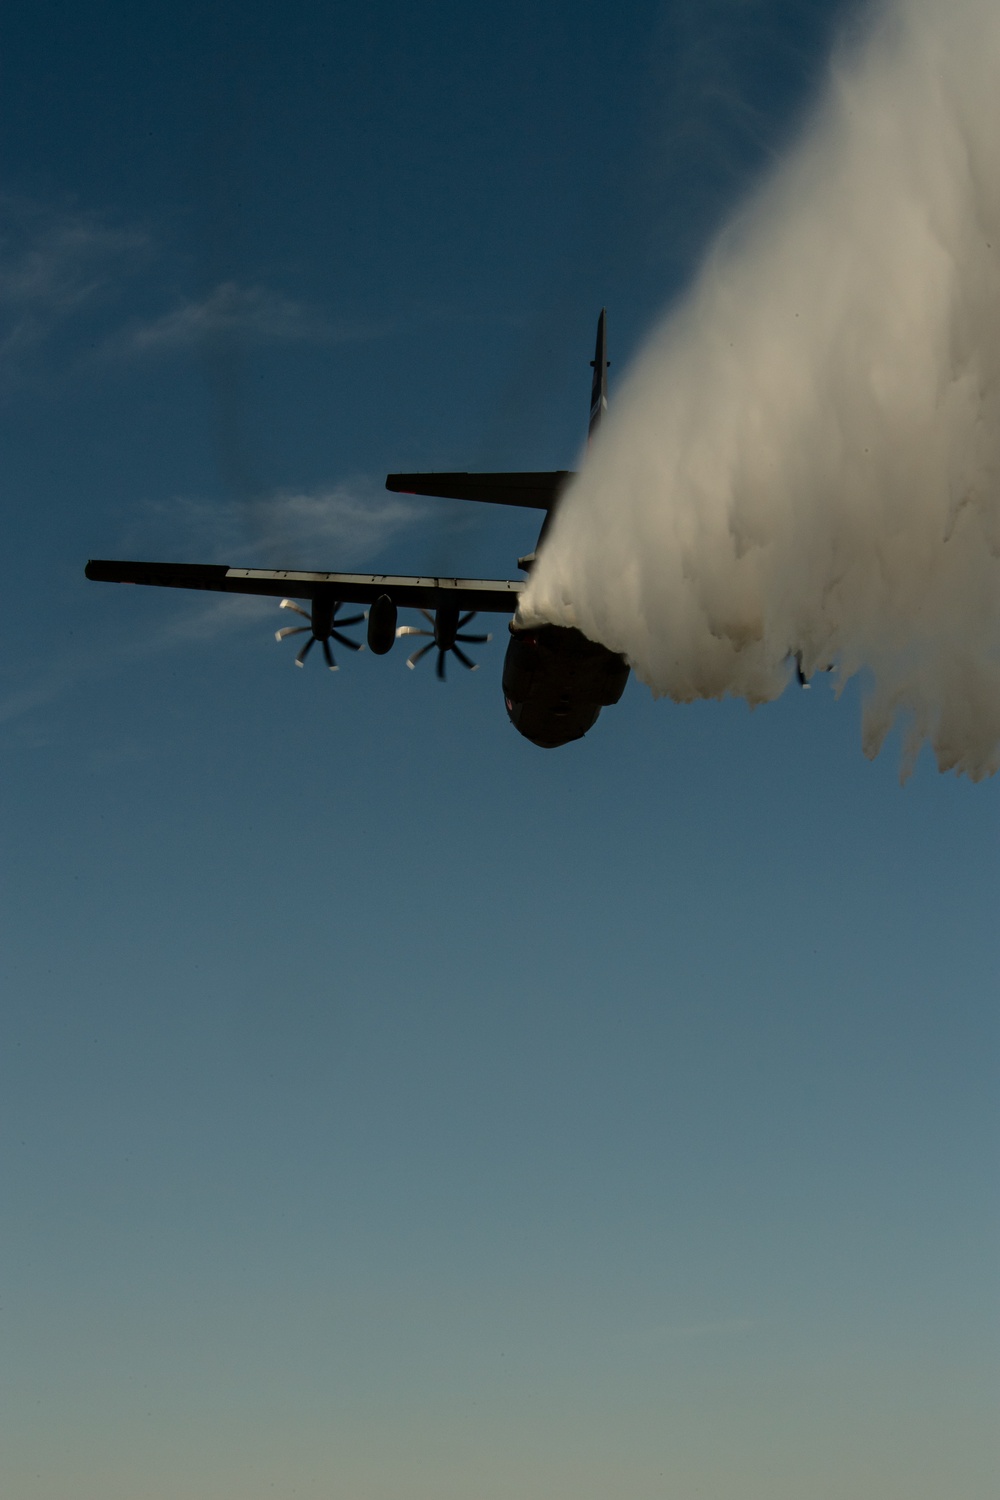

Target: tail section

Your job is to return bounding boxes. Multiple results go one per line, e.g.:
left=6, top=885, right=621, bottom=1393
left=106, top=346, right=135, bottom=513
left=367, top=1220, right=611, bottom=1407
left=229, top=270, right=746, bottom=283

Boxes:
left=588, top=307, right=609, bottom=440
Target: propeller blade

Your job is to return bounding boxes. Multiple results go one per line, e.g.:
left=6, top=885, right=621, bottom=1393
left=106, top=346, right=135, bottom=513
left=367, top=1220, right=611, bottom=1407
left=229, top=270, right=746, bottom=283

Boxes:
left=335, top=612, right=365, bottom=628
left=451, top=644, right=478, bottom=671
left=406, top=642, right=435, bottom=670
left=436, top=648, right=447, bottom=681
left=275, top=625, right=310, bottom=641
left=331, top=629, right=363, bottom=652
left=419, top=609, right=435, bottom=626
left=322, top=639, right=338, bottom=671
left=280, top=599, right=312, bottom=620
left=296, top=637, right=316, bottom=667
left=456, top=632, right=491, bottom=644
left=397, top=625, right=431, bottom=638
left=457, top=612, right=477, bottom=630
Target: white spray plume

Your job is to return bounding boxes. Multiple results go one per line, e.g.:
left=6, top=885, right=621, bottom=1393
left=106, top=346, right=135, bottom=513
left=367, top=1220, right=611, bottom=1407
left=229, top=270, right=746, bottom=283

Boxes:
left=520, top=0, right=1000, bottom=779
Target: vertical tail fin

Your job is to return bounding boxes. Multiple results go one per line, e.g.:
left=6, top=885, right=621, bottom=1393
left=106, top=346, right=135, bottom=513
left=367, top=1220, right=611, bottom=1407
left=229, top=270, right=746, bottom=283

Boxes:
left=588, top=307, right=609, bottom=440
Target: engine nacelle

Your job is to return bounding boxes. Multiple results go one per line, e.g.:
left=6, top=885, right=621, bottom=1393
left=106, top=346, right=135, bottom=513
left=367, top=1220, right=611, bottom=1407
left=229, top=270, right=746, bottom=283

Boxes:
left=367, top=594, right=397, bottom=654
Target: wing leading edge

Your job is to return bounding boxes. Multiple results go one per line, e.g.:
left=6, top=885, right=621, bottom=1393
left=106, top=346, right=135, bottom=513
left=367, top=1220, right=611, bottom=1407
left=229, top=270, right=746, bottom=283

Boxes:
left=84, top=559, right=523, bottom=615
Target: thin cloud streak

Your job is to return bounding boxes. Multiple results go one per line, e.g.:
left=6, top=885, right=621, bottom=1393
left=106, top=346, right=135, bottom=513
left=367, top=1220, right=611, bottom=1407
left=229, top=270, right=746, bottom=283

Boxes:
left=123, top=483, right=428, bottom=569
left=0, top=594, right=273, bottom=734
left=0, top=196, right=394, bottom=387
left=0, top=195, right=147, bottom=376
left=3, top=484, right=426, bottom=732
left=114, top=281, right=392, bottom=355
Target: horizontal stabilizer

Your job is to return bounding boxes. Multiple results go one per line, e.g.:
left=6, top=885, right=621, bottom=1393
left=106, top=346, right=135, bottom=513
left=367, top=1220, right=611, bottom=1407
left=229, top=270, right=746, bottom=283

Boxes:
left=386, top=471, right=573, bottom=510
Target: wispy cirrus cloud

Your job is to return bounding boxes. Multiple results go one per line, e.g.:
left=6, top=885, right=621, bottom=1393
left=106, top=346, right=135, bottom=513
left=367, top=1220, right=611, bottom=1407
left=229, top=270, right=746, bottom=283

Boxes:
left=2, top=475, right=427, bottom=738
left=0, top=204, right=143, bottom=309
left=0, top=592, right=275, bottom=739
left=0, top=195, right=148, bottom=378
left=123, top=481, right=427, bottom=569
left=1, top=482, right=426, bottom=733
left=116, top=281, right=389, bottom=354
left=1, top=195, right=392, bottom=387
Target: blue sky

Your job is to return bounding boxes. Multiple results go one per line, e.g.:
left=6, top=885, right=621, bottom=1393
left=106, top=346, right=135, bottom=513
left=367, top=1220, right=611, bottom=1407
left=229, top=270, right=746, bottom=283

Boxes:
left=1, top=3, right=997, bottom=1497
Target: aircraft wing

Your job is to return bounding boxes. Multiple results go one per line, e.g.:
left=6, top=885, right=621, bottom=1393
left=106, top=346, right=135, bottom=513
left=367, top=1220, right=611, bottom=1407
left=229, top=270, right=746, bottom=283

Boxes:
left=386, top=471, right=573, bottom=509
left=85, top=559, right=523, bottom=614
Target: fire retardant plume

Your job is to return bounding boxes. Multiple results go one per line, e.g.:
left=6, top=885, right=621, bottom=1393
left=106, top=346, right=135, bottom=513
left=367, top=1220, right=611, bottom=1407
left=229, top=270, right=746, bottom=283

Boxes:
left=519, top=0, right=1000, bottom=779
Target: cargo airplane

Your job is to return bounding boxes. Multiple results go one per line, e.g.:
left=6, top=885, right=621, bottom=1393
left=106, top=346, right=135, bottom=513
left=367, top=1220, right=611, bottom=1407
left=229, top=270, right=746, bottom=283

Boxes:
left=86, top=311, right=630, bottom=748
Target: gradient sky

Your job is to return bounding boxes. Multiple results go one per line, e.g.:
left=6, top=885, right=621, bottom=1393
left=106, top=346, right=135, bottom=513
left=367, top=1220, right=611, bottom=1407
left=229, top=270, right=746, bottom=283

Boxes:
left=1, top=3, right=997, bottom=1498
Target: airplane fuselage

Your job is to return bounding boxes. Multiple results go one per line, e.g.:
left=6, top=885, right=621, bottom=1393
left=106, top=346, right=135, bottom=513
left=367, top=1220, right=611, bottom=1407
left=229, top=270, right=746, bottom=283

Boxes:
left=502, top=623, right=629, bottom=748
left=86, top=311, right=631, bottom=749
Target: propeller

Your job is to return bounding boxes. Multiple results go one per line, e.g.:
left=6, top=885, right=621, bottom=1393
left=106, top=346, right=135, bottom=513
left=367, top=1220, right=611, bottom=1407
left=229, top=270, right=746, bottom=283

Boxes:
left=275, top=594, right=365, bottom=670
left=396, top=603, right=491, bottom=680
